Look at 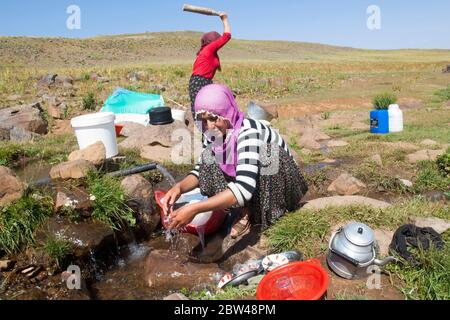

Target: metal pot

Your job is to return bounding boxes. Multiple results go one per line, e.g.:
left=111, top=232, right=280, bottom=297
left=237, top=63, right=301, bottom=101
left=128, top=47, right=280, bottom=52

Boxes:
left=327, top=222, right=397, bottom=279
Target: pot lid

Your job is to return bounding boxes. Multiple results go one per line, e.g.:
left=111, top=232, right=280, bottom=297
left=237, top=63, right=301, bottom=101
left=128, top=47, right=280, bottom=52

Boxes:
left=343, top=222, right=375, bottom=246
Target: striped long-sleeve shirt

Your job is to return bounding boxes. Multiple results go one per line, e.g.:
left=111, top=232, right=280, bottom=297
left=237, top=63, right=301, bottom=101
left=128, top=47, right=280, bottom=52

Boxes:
left=190, top=118, right=292, bottom=207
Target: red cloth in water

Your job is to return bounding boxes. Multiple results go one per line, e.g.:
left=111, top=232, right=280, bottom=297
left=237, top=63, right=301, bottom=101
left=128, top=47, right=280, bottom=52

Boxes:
left=192, top=32, right=231, bottom=79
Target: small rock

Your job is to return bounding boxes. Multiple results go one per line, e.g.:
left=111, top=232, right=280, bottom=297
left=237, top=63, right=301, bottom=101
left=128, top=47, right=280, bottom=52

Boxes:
left=0, top=102, right=48, bottom=136
left=373, top=229, right=395, bottom=257
left=327, top=140, right=349, bottom=147
left=410, top=217, right=450, bottom=234
left=420, top=139, right=438, bottom=147
left=399, top=179, right=413, bottom=188
left=49, top=160, right=95, bottom=180
left=128, top=71, right=147, bottom=82
left=327, top=173, right=367, bottom=196
left=302, top=196, right=391, bottom=210
left=0, top=166, right=26, bottom=207
left=406, top=149, right=446, bottom=163
left=54, top=185, right=92, bottom=217
left=55, top=76, right=73, bottom=87
left=68, top=141, right=106, bottom=166
left=0, top=260, right=16, bottom=272
left=36, top=74, right=57, bottom=88
left=163, top=293, right=189, bottom=300
left=371, top=154, right=383, bottom=167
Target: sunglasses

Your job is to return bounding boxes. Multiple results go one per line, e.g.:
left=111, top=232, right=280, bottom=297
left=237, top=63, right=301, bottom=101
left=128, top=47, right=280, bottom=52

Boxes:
left=195, top=113, right=219, bottom=123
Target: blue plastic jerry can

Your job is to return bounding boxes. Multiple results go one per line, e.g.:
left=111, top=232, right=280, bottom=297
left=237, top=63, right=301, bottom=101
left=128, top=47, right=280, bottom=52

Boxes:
left=370, top=110, right=389, bottom=134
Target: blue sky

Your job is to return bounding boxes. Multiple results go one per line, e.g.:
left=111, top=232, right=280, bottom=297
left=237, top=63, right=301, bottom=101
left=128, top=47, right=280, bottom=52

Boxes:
left=1, top=0, right=449, bottom=49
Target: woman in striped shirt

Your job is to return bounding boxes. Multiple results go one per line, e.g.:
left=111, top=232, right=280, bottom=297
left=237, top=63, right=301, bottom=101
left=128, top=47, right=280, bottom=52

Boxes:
left=162, top=84, right=308, bottom=238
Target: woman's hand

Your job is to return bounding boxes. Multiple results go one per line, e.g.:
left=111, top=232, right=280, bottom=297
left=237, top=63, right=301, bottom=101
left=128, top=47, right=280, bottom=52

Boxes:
left=219, top=12, right=228, bottom=20
left=161, top=184, right=182, bottom=215
left=168, top=204, right=198, bottom=230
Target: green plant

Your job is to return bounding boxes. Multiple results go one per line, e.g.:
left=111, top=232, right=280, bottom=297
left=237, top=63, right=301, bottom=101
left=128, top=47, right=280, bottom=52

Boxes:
left=387, top=241, right=450, bottom=300
left=433, top=85, right=450, bottom=102
left=82, top=92, right=96, bottom=111
left=353, top=160, right=409, bottom=193
left=0, top=193, right=53, bottom=254
left=372, top=92, right=398, bottom=110
left=414, top=161, right=450, bottom=193
left=86, top=171, right=136, bottom=230
left=436, top=149, right=450, bottom=177
left=180, top=287, right=256, bottom=300
left=43, top=235, right=73, bottom=269
left=321, top=112, right=331, bottom=120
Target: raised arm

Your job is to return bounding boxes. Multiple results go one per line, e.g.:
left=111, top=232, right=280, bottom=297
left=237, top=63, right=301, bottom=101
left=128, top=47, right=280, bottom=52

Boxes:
left=220, top=12, right=231, bottom=34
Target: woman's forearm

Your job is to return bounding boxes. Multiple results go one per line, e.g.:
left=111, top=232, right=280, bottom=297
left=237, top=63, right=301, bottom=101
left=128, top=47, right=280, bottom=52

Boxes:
left=191, top=188, right=238, bottom=214
left=177, top=174, right=199, bottom=194
left=222, top=16, right=231, bottom=34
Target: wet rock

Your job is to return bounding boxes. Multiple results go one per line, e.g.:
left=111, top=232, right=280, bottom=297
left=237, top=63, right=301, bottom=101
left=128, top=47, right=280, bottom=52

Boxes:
left=35, top=216, right=115, bottom=259
left=422, top=191, right=447, bottom=203
left=302, top=196, right=391, bottom=210
left=371, top=154, right=383, bottom=167
left=327, top=140, right=349, bottom=147
left=68, top=141, right=106, bottom=166
left=144, top=250, right=222, bottom=291
left=0, top=102, right=48, bottom=136
left=140, top=144, right=173, bottom=163
left=121, top=174, right=160, bottom=235
left=327, top=173, right=367, bottom=196
left=406, top=149, right=446, bottom=163
left=119, top=121, right=187, bottom=150
left=0, top=260, right=16, bottom=272
left=54, top=185, right=92, bottom=217
left=410, top=217, right=450, bottom=234
left=0, top=166, right=26, bottom=207
left=164, top=293, right=189, bottom=300
left=420, top=139, right=438, bottom=147
left=49, top=159, right=95, bottom=180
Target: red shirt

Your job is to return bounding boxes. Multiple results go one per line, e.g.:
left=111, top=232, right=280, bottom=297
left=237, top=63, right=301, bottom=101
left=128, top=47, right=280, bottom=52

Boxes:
left=192, top=33, right=231, bottom=79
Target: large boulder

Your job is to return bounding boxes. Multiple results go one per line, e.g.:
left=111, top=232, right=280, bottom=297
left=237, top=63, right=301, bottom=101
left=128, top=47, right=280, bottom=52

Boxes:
left=297, top=129, right=330, bottom=150
left=140, top=144, right=173, bottom=163
left=68, top=141, right=106, bottom=166
left=0, top=102, right=48, bottom=137
left=410, top=217, right=450, bottom=234
left=0, top=166, right=26, bottom=207
left=0, top=124, right=39, bottom=142
left=119, top=121, right=188, bottom=150
left=54, top=185, right=92, bottom=217
left=49, top=160, right=95, bottom=180
left=120, top=174, right=160, bottom=235
left=327, top=173, right=367, bottom=195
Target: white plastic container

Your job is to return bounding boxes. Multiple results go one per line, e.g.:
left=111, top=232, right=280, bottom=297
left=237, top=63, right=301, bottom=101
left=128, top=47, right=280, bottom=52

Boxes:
left=388, top=104, right=404, bottom=133
left=71, top=112, right=119, bottom=158
left=171, top=109, right=187, bottom=123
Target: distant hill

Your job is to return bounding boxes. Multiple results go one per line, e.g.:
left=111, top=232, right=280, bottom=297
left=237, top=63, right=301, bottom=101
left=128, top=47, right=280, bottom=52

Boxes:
left=1, top=31, right=449, bottom=68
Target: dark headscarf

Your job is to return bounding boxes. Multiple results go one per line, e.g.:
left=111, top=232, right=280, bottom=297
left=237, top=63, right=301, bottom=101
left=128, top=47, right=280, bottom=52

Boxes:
left=198, top=31, right=221, bottom=55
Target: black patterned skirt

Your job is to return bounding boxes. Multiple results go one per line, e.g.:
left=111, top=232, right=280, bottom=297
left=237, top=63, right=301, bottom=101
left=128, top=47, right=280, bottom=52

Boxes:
left=189, top=75, right=213, bottom=119
left=197, top=145, right=308, bottom=231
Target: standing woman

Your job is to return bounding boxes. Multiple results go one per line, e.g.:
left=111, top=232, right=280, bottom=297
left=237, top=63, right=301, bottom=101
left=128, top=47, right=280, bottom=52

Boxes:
left=189, top=13, right=231, bottom=119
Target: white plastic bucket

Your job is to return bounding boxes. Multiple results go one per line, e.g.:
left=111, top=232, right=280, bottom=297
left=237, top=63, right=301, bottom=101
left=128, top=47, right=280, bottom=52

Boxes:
left=71, top=112, right=119, bottom=158
left=171, top=109, right=187, bottom=122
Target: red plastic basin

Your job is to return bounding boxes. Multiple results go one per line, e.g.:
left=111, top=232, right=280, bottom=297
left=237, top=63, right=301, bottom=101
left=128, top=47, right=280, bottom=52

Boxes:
left=154, top=190, right=226, bottom=236
left=256, top=259, right=329, bottom=300
left=115, top=124, right=124, bottom=137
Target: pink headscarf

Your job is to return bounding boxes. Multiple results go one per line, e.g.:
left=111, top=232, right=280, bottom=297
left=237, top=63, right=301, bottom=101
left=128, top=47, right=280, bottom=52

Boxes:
left=194, top=84, right=245, bottom=177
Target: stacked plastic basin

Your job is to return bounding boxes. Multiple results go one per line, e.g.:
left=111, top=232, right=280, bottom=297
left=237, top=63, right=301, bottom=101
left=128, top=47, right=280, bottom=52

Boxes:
left=370, top=104, right=403, bottom=134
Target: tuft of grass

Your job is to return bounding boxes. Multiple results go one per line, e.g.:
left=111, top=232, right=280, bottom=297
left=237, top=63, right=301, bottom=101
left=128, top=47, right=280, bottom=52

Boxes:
left=333, top=291, right=369, bottom=300
left=386, top=239, right=450, bottom=300
left=86, top=171, right=136, bottom=230
left=373, top=92, right=397, bottom=110
left=433, top=85, right=450, bottom=102
left=436, top=148, right=450, bottom=177
left=0, top=193, right=53, bottom=254
left=82, top=92, right=97, bottom=111
left=43, top=235, right=73, bottom=269
left=353, top=160, right=409, bottom=193
left=413, top=161, right=450, bottom=193
left=180, top=287, right=256, bottom=300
